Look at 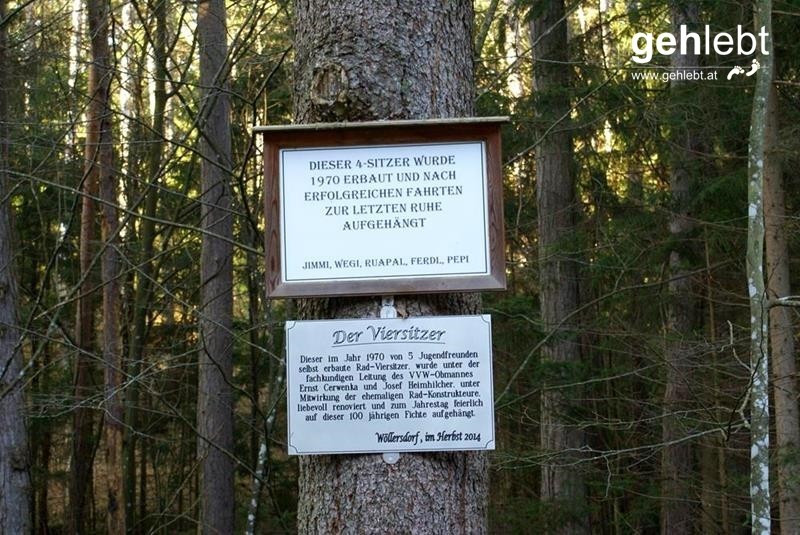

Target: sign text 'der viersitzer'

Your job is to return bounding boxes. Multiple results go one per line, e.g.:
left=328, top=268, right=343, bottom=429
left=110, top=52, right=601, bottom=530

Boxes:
left=285, top=315, right=495, bottom=455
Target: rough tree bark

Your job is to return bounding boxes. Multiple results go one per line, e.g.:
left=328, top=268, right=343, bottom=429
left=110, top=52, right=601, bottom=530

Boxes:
left=661, top=3, right=701, bottom=533
left=293, top=1, right=488, bottom=532
left=529, top=1, right=588, bottom=531
left=764, top=84, right=800, bottom=535
left=197, top=0, right=235, bottom=532
left=0, top=0, right=32, bottom=529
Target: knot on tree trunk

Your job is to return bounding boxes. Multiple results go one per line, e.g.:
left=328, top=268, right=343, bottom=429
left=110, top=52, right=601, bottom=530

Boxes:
left=311, top=62, right=348, bottom=105
left=310, top=62, right=364, bottom=121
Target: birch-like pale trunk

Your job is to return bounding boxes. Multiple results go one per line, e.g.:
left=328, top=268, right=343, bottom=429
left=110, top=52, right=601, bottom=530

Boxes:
left=747, top=1, right=773, bottom=532
left=293, top=2, right=488, bottom=532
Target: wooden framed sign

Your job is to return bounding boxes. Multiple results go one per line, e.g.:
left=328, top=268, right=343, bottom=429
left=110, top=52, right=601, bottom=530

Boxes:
left=256, top=117, right=508, bottom=298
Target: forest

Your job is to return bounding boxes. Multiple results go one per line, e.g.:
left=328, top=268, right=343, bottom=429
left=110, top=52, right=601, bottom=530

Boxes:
left=0, top=0, right=798, bottom=533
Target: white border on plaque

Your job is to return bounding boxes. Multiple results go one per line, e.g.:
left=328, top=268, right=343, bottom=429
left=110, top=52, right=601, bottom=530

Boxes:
left=286, top=315, right=495, bottom=455
left=279, top=141, right=490, bottom=283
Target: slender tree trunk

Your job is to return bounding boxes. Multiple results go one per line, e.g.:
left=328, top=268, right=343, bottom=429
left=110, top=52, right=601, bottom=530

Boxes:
left=71, top=0, right=102, bottom=527
left=197, top=0, right=234, bottom=532
left=747, top=2, right=774, bottom=531
left=70, top=209, right=96, bottom=535
left=474, top=0, right=501, bottom=58
left=119, top=2, right=147, bottom=195
left=85, top=0, right=126, bottom=530
left=244, top=175, right=266, bottom=535
left=661, top=3, right=701, bottom=533
left=701, top=228, right=731, bottom=533
left=68, top=0, right=84, bottom=153
left=245, top=211, right=263, bottom=471
left=764, top=84, right=800, bottom=535
left=529, top=2, right=588, bottom=531
left=125, top=1, right=169, bottom=529
left=0, top=0, right=32, bottom=528
left=293, top=2, right=488, bottom=532
left=139, top=426, right=147, bottom=530
left=31, top=349, right=52, bottom=533
left=37, top=426, right=51, bottom=534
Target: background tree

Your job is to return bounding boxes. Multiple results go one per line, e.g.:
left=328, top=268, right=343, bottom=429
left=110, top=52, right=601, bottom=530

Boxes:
left=70, top=0, right=103, bottom=529
left=197, top=0, right=235, bottom=532
left=661, top=2, right=701, bottom=532
left=765, top=81, right=799, bottom=535
left=84, top=0, right=126, bottom=530
left=0, top=0, right=31, bottom=530
left=123, top=0, right=169, bottom=528
left=529, top=0, right=589, bottom=531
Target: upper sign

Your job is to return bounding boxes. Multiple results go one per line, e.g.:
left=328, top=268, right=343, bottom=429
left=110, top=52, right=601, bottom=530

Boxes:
left=281, top=141, right=488, bottom=281
left=257, top=118, right=508, bottom=297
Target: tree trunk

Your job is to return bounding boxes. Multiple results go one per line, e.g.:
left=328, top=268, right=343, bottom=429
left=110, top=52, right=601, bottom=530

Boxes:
left=764, top=84, right=800, bottom=535
left=529, top=1, right=588, bottom=532
left=293, top=1, right=488, bottom=532
left=85, top=0, right=126, bottom=530
left=125, top=0, right=168, bottom=528
left=197, top=0, right=235, bottom=532
left=747, top=0, right=772, bottom=534
left=71, top=0, right=102, bottom=528
left=661, top=3, right=701, bottom=533
left=0, top=0, right=32, bottom=529
left=37, top=423, right=51, bottom=534
left=747, top=1, right=774, bottom=531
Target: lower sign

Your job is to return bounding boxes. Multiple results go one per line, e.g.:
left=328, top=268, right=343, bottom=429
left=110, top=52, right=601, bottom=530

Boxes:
left=285, top=315, right=495, bottom=455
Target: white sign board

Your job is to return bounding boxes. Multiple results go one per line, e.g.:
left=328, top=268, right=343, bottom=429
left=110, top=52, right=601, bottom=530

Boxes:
left=280, top=142, right=489, bottom=283
left=286, top=315, right=495, bottom=455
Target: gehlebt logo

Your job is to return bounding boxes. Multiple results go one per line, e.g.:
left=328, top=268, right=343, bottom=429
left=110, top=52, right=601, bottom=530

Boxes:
left=630, top=25, right=769, bottom=81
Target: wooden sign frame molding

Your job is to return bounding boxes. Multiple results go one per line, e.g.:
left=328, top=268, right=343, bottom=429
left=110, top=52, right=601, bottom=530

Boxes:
left=256, top=116, right=508, bottom=298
